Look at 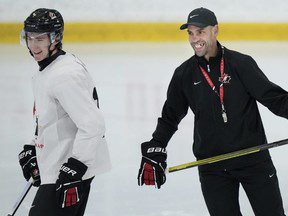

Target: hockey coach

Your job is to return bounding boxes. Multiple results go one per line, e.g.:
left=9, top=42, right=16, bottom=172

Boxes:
left=138, top=7, right=287, bottom=216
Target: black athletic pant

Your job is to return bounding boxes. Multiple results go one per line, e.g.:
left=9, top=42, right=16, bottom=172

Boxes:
left=199, top=160, right=286, bottom=216
left=29, top=178, right=93, bottom=216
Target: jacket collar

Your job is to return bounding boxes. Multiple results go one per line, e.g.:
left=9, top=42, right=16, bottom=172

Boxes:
left=195, top=41, right=222, bottom=67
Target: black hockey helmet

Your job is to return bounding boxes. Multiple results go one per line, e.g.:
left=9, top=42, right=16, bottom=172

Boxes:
left=21, top=8, right=64, bottom=49
left=24, top=8, right=64, bottom=35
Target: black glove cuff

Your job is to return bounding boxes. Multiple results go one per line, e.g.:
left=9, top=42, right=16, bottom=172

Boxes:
left=60, top=157, right=88, bottom=180
left=23, top=144, right=36, bottom=150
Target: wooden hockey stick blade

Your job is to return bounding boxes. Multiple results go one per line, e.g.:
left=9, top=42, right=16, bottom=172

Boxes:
left=168, top=138, right=288, bottom=173
left=7, top=181, right=33, bottom=216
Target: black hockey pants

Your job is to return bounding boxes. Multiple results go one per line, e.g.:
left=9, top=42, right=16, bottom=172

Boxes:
left=29, top=177, right=93, bottom=216
left=199, top=160, right=286, bottom=216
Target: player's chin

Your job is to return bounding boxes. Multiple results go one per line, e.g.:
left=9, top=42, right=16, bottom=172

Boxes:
left=33, top=53, right=45, bottom=61
left=194, top=51, right=206, bottom=57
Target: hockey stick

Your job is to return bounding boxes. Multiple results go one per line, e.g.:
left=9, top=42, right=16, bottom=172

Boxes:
left=168, top=138, right=288, bottom=173
left=7, top=181, right=33, bottom=216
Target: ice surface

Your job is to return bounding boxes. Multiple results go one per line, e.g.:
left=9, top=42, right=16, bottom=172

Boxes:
left=0, top=42, right=287, bottom=215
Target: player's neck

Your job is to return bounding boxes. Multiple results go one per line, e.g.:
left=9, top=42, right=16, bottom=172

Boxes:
left=38, top=50, right=66, bottom=71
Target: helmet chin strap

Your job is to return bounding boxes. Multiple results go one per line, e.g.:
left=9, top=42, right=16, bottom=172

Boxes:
left=28, top=49, right=33, bottom=57
left=48, top=43, right=54, bottom=57
left=26, top=39, right=34, bottom=57
left=48, top=33, right=60, bottom=57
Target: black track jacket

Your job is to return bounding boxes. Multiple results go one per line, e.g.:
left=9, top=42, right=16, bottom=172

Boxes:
left=152, top=42, right=288, bottom=171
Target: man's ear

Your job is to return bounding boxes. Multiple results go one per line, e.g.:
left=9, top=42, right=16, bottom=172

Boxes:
left=213, top=25, right=219, bottom=37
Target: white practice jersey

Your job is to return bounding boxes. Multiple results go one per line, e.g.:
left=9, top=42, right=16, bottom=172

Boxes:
left=31, top=52, right=111, bottom=184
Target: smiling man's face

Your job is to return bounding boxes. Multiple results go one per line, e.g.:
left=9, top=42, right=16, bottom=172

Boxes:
left=187, top=25, right=218, bottom=60
left=26, top=32, right=56, bottom=62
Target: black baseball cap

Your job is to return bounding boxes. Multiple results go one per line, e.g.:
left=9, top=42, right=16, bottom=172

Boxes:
left=180, top=7, right=218, bottom=30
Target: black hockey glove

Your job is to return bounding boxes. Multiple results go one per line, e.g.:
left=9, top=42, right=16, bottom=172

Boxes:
left=56, top=157, right=88, bottom=208
left=137, top=140, right=167, bottom=189
left=18, top=145, right=41, bottom=187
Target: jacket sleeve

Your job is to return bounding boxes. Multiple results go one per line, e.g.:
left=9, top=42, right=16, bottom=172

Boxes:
left=152, top=67, right=189, bottom=147
left=51, top=69, right=105, bottom=166
left=238, top=55, right=288, bottom=119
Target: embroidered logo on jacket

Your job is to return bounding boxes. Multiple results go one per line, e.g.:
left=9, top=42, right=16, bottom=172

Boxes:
left=219, top=74, right=231, bottom=84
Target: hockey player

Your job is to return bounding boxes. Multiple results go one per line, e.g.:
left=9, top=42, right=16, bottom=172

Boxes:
left=18, top=8, right=111, bottom=216
left=138, top=7, right=287, bottom=216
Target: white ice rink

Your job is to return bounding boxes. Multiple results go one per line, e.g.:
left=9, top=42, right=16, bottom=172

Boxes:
left=1, top=41, right=288, bottom=215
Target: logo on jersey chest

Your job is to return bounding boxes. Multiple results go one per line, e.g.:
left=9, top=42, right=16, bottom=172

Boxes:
left=35, top=143, right=45, bottom=149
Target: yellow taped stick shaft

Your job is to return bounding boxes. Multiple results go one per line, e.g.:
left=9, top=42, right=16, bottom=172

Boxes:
left=168, top=138, right=288, bottom=173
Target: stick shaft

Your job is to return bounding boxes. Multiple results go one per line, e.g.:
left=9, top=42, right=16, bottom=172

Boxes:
left=168, top=138, right=288, bottom=173
left=8, top=181, right=32, bottom=216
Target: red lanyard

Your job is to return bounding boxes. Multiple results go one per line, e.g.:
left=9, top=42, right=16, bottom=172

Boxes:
left=199, top=48, right=228, bottom=123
